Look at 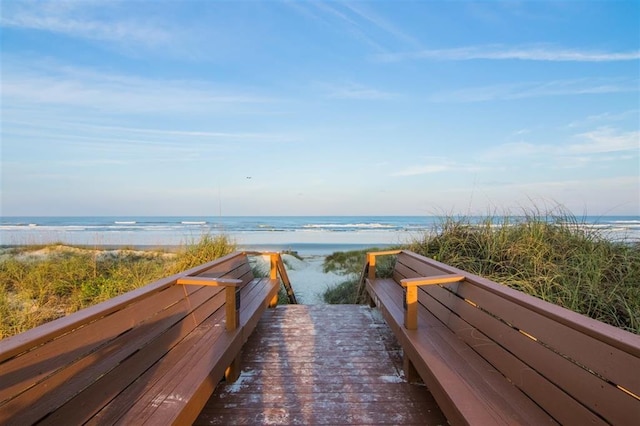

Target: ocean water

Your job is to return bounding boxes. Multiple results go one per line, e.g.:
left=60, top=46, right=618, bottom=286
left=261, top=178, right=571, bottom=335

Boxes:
left=1, top=216, right=639, bottom=255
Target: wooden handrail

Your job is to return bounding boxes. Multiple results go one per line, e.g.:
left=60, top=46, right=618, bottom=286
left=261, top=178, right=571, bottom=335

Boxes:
left=400, top=274, right=465, bottom=287
left=366, top=250, right=402, bottom=281
left=177, top=276, right=245, bottom=331
left=274, top=254, right=297, bottom=304
left=243, top=251, right=297, bottom=304
left=355, top=250, right=402, bottom=304
left=361, top=250, right=467, bottom=330
left=177, top=277, right=244, bottom=287
left=356, top=261, right=370, bottom=304
left=401, top=274, right=465, bottom=330
left=0, top=251, right=247, bottom=362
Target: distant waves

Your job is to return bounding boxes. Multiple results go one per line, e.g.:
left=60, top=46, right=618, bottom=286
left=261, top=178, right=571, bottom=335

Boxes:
left=1, top=215, right=639, bottom=249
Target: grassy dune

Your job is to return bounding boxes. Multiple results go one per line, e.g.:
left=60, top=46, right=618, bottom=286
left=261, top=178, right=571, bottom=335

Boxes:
left=0, top=235, right=235, bottom=339
left=323, top=213, right=640, bottom=334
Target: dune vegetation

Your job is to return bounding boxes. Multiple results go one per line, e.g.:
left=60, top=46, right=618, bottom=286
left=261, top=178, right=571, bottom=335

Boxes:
left=0, top=235, right=235, bottom=339
left=322, top=212, right=640, bottom=334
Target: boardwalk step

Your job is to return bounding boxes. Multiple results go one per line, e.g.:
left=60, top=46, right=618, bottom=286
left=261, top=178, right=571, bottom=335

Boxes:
left=195, top=305, right=446, bottom=425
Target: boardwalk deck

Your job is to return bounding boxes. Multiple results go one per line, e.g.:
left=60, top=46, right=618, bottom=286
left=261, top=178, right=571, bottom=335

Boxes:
left=195, top=304, right=446, bottom=425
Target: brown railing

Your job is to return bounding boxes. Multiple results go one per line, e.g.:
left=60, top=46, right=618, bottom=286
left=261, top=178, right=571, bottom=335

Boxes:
left=244, top=251, right=297, bottom=304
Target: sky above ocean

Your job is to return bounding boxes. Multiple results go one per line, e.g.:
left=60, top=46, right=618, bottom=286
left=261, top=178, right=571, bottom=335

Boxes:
left=1, top=1, right=638, bottom=217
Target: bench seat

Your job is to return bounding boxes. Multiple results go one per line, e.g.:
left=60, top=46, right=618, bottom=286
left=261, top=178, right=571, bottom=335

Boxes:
left=369, top=277, right=555, bottom=425
left=365, top=250, right=640, bottom=425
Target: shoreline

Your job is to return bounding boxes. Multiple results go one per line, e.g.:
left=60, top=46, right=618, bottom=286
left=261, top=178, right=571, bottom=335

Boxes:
left=0, top=242, right=399, bottom=256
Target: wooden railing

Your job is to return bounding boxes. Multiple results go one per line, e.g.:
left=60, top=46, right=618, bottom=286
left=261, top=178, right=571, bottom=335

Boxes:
left=177, top=252, right=297, bottom=332
left=357, top=250, right=401, bottom=304
left=0, top=250, right=296, bottom=425
left=245, top=251, right=297, bottom=304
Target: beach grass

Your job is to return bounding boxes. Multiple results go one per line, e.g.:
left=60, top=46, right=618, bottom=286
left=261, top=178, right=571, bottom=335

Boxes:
left=322, top=211, right=639, bottom=334
left=323, top=247, right=398, bottom=277
left=0, top=235, right=236, bottom=339
left=322, top=247, right=398, bottom=304
left=408, top=212, right=640, bottom=333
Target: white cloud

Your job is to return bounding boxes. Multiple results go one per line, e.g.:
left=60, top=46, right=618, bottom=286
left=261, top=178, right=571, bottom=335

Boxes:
left=427, top=175, right=639, bottom=217
left=376, top=44, right=640, bottom=62
left=513, top=129, right=532, bottom=136
left=429, top=78, right=638, bottom=103
left=570, top=128, right=640, bottom=155
left=392, top=164, right=450, bottom=176
left=391, top=157, right=488, bottom=177
left=568, top=110, right=640, bottom=128
left=319, top=82, right=398, bottom=100
left=341, top=2, right=421, bottom=48
left=66, top=124, right=295, bottom=142
left=289, top=1, right=419, bottom=52
left=2, top=60, right=277, bottom=114
left=483, top=127, right=639, bottom=164
left=484, top=141, right=548, bottom=159
left=0, top=1, right=171, bottom=47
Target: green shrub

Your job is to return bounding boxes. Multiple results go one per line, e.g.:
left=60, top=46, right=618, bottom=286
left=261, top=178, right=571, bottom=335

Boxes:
left=323, top=279, right=359, bottom=304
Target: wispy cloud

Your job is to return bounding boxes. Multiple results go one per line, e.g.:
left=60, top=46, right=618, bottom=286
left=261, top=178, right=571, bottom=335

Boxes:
left=568, top=109, right=640, bottom=128
left=391, top=158, right=487, bottom=177
left=429, top=78, right=638, bottom=103
left=376, top=44, right=640, bottom=62
left=2, top=60, right=277, bottom=114
left=0, top=1, right=171, bottom=47
left=570, top=128, right=640, bottom=155
left=288, top=1, right=419, bottom=52
left=392, top=164, right=450, bottom=176
left=3, top=118, right=296, bottom=159
left=341, top=2, right=421, bottom=49
left=483, top=127, right=639, bottom=164
left=318, top=82, right=398, bottom=100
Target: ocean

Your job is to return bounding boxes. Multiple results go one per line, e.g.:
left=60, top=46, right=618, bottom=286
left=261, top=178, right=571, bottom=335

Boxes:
left=1, top=216, right=639, bottom=255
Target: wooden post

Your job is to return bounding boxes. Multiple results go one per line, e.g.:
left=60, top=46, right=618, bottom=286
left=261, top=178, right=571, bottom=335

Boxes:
left=403, top=353, right=420, bottom=383
left=270, top=254, right=277, bottom=280
left=404, top=284, right=418, bottom=330
left=177, top=275, right=244, bottom=332
left=276, top=254, right=297, bottom=304
left=269, top=293, right=278, bottom=308
left=367, top=253, right=376, bottom=281
left=225, top=356, right=241, bottom=382
left=225, top=286, right=240, bottom=331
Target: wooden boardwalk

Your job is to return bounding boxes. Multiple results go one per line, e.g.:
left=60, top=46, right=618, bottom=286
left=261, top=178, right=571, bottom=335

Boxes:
left=195, top=304, right=446, bottom=425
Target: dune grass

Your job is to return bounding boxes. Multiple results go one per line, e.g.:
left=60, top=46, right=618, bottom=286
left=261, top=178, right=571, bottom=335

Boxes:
left=408, top=212, right=640, bottom=333
left=0, top=235, right=236, bottom=339
left=322, top=247, right=398, bottom=304
left=322, top=212, right=639, bottom=334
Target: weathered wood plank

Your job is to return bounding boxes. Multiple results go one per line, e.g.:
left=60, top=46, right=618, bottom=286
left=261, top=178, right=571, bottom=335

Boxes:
left=0, top=286, right=224, bottom=425
left=0, top=283, right=208, bottom=404
left=195, top=305, right=447, bottom=426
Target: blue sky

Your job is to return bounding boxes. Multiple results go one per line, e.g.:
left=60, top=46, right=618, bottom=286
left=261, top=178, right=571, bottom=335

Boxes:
left=1, top=0, right=638, bottom=216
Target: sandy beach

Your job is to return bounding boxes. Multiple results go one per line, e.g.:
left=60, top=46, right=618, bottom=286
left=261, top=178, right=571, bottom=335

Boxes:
left=253, top=253, right=349, bottom=304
